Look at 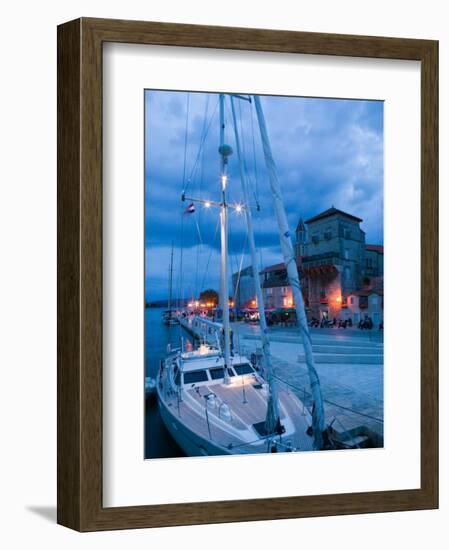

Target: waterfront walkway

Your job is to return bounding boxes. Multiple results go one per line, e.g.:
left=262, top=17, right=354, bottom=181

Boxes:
left=233, top=323, right=384, bottom=441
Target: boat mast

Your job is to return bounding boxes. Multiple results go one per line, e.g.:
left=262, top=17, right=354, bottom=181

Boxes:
left=219, top=94, right=232, bottom=384
left=253, top=95, right=326, bottom=450
left=230, top=96, right=281, bottom=432
left=168, top=241, right=174, bottom=313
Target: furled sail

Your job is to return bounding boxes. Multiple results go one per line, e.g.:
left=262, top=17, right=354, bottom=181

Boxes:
left=253, top=95, right=326, bottom=450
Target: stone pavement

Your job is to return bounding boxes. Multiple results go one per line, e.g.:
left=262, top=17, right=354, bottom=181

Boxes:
left=233, top=322, right=384, bottom=441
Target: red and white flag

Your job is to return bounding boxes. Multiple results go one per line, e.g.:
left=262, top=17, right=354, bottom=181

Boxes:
left=184, top=202, right=195, bottom=214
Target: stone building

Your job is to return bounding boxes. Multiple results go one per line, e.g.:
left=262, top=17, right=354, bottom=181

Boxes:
left=346, top=277, right=384, bottom=327
left=231, top=265, right=255, bottom=309
left=260, top=263, right=295, bottom=310
left=365, top=244, right=384, bottom=277
left=231, top=206, right=383, bottom=324
left=299, top=207, right=368, bottom=320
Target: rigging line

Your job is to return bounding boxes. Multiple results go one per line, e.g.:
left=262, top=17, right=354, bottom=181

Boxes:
left=182, top=92, right=190, bottom=189
left=179, top=92, right=190, bottom=308
left=184, top=97, right=219, bottom=192
left=249, top=100, right=260, bottom=204
left=193, top=215, right=204, bottom=247
left=237, top=99, right=257, bottom=211
left=232, top=229, right=249, bottom=305
left=227, top=192, right=249, bottom=306
left=238, top=98, right=248, bottom=172
left=195, top=95, right=210, bottom=298
left=199, top=216, right=221, bottom=294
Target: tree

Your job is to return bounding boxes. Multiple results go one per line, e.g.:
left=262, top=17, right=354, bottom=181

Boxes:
left=199, top=289, right=219, bottom=306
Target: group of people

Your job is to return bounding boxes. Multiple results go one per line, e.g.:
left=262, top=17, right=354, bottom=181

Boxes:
left=358, top=316, right=383, bottom=330
left=308, top=317, right=352, bottom=329
left=308, top=315, right=383, bottom=330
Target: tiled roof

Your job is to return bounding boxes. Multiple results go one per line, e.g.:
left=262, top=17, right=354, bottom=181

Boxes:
left=366, top=244, right=384, bottom=253
left=305, top=207, right=363, bottom=224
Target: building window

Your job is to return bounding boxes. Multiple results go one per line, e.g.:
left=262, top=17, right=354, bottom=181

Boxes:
left=359, top=296, right=368, bottom=309
left=344, top=228, right=352, bottom=239
left=371, top=294, right=379, bottom=305
left=344, top=249, right=349, bottom=260
left=281, top=286, right=287, bottom=294
left=319, top=289, right=327, bottom=300
left=312, top=234, right=320, bottom=244
left=267, top=288, right=273, bottom=295
left=324, top=229, right=332, bottom=240
left=366, top=258, right=373, bottom=268
left=350, top=296, right=354, bottom=305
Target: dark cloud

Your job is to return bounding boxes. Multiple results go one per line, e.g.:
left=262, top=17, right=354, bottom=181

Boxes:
left=145, top=91, right=383, bottom=300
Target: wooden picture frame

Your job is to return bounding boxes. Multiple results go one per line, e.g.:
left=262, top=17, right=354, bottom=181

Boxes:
left=57, top=17, right=438, bottom=531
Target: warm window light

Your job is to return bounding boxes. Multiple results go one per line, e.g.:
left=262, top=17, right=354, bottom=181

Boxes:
left=336, top=296, right=342, bottom=303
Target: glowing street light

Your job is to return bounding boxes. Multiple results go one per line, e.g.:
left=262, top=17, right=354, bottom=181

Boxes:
left=204, top=200, right=211, bottom=208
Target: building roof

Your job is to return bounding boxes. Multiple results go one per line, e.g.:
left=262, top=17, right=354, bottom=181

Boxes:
left=366, top=244, right=384, bottom=253
left=353, top=289, right=384, bottom=297
left=304, top=206, right=363, bottom=224
left=260, top=262, right=286, bottom=274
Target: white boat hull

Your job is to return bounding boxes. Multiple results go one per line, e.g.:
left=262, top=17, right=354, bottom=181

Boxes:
left=158, top=386, right=231, bottom=456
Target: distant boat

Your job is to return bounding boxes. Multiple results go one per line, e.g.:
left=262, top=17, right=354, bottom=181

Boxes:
left=162, top=243, right=179, bottom=326
left=157, top=93, right=328, bottom=455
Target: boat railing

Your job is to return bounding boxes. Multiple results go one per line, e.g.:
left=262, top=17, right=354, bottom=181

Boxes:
left=227, top=433, right=296, bottom=453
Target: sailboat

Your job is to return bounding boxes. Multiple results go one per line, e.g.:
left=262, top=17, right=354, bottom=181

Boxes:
left=162, top=243, right=178, bottom=326
left=157, top=93, right=327, bottom=455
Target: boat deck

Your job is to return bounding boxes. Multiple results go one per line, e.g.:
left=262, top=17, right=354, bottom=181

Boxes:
left=162, top=377, right=314, bottom=453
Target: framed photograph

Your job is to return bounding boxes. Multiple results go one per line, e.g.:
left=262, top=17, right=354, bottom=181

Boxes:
left=57, top=17, right=438, bottom=531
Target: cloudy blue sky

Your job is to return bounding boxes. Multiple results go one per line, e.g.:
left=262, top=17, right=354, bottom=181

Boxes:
left=145, top=90, right=383, bottom=302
